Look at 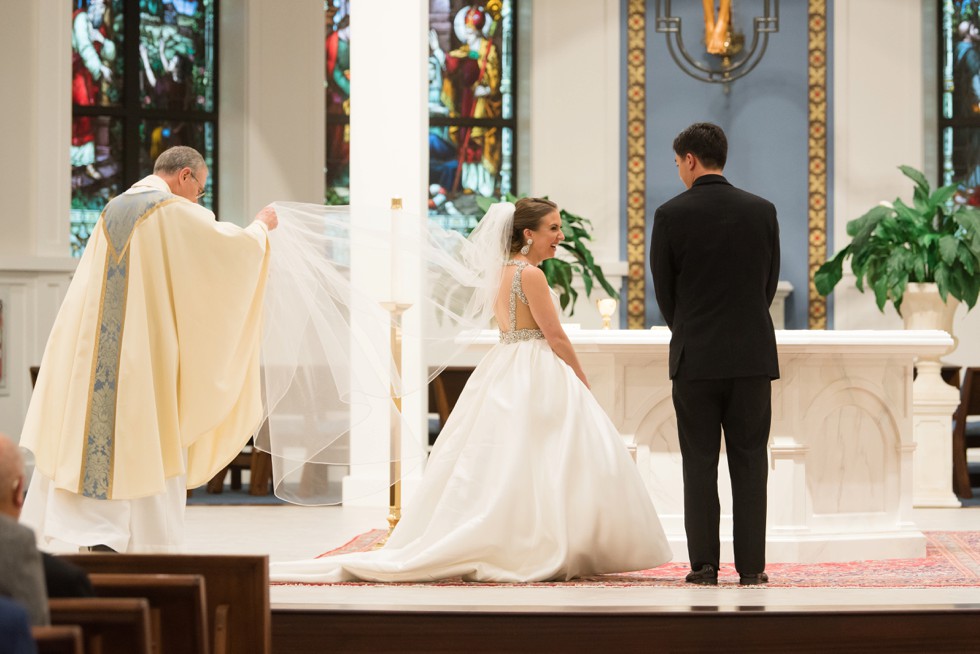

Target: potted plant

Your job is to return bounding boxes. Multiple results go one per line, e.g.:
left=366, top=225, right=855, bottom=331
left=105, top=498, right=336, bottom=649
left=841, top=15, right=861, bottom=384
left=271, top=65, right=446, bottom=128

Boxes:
left=475, top=195, right=619, bottom=315
left=814, top=165, right=980, bottom=318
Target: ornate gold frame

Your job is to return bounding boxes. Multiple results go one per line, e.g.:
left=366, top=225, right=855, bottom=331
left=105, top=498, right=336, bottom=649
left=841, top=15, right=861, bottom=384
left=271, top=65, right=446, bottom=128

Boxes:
left=624, top=0, right=830, bottom=329
left=806, top=0, right=828, bottom=329
left=625, top=0, right=647, bottom=329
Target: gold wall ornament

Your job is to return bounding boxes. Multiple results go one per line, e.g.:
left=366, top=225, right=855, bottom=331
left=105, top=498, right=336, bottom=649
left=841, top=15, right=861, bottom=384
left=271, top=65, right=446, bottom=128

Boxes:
left=626, top=0, right=647, bottom=329
left=703, top=0, right=732, bottom=55
left=655, top=0, right=779, bottom=86
left=807, top=0, right=828, bottom=329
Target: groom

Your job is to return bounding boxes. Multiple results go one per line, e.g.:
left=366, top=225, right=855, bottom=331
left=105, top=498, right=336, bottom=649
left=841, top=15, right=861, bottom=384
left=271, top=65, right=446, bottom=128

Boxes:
left=650, top=123, right=780, bottom=585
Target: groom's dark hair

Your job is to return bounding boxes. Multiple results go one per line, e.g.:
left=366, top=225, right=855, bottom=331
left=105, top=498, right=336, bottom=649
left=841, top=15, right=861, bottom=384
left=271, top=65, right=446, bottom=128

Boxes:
left=673, top=123, right=727, bottom=170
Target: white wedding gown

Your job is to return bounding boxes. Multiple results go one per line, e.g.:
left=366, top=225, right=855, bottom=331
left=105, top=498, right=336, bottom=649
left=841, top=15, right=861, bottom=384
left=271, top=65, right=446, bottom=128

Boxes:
left=270, top=261, right=671, bottom=583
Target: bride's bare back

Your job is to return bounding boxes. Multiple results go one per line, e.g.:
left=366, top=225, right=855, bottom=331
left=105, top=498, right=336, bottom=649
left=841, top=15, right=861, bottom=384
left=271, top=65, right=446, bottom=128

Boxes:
left=494, top=264, right=540, bottom=332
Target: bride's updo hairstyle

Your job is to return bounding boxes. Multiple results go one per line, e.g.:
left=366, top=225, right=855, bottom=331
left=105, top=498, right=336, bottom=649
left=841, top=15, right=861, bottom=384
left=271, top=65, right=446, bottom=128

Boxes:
left=509, top=197, right=558, bottom=254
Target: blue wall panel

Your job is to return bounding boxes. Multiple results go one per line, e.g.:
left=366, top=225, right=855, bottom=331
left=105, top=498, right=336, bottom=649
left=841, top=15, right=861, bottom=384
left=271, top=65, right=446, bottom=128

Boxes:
left=627, top=0, right=828, bottom=330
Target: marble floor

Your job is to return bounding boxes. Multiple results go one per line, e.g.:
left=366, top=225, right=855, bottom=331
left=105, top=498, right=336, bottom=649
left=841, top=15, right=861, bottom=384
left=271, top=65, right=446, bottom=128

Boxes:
left=182, top=503, right=980, bottom=612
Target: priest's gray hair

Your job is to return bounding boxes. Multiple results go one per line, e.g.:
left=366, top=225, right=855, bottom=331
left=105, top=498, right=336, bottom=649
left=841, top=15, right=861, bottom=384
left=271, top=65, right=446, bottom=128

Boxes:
left=153, top=146, right=206, bottom=175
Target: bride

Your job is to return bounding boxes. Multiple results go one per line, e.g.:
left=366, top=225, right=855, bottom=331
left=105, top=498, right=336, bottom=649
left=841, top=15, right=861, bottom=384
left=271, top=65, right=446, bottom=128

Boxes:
left=269, top=197, right=671, bottom=583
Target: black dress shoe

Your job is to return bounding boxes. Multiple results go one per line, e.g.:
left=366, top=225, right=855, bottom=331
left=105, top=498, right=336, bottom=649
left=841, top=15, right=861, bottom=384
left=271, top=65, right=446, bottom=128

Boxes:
left=739, top=572, right=769, bottom=585
left=685, top=564, right=718, bottom=585
left=81, top=544, right=118, bottom=553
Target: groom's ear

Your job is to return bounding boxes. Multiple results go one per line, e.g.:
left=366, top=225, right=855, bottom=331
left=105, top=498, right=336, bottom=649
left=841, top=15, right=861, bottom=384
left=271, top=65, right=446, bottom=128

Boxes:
left=684, top=152, right=697, bottom=169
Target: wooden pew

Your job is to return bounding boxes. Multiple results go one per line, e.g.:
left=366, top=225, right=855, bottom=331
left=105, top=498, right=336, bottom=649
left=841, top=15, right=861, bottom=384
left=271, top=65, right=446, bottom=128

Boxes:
left=89, top=573, right=209, bottom=654
left=32, top=625, right=83, bottom=654
left=62, top=554, right=270, bottom=654
left=48, top=597, right=152, bottom=654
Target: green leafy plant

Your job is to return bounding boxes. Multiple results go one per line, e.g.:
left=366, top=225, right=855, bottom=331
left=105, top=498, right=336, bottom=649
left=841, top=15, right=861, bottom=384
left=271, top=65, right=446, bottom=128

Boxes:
left=475, top=194, right=619, bottom=315
left=814, top=165, right=980, bottom=313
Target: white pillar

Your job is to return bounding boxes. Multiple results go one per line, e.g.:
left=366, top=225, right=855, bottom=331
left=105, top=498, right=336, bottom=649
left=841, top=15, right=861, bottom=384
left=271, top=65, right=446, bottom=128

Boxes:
left=768, top=436, right=810, bottom=534
left=344, top=0, right=428, bottom=507
left=219, top=0, right=325, bottom=225
left=912, top=372, right=961, bottom=508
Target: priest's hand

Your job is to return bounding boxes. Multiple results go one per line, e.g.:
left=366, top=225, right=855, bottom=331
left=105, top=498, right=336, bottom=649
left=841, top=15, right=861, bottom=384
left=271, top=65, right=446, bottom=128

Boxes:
left=255, top=205, right=278, bottom=231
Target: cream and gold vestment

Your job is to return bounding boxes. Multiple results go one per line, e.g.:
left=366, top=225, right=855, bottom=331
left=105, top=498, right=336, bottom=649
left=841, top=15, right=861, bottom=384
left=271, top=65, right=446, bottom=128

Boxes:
left=21, top=175, right=269, bottom=550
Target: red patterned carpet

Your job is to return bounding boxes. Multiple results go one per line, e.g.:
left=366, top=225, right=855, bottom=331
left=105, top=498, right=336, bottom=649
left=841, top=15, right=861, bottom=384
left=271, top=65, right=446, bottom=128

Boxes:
left=277, top=529, right=980, bottom=588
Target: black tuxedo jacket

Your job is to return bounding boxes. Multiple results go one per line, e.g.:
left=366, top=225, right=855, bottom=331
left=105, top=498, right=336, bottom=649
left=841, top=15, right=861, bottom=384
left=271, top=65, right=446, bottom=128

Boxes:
left=651, top=174, right=780, bottom=380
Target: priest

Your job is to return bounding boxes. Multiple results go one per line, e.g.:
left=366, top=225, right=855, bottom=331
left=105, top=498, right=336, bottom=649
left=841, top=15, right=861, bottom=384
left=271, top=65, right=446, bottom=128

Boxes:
left=21, top=146, right=277, bottom=553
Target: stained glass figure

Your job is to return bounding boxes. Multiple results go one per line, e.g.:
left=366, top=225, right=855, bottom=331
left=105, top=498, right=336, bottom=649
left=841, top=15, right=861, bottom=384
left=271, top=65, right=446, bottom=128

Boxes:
left=139, top=120, right=216, bottom=206
left=942, top=1, right=980, bottom=202
left=70, top=0, right=218, bottom=257
left=71, top=117, right=124, bottom=256
left=325, top=0, right=351, bottom=204
left=427, top=0, right=515, bottom=231
left=139, top=0, right=215, bottom=111
left=71, top=0, right=123, bottom=107
left=71, top=0, right=123, bottom=178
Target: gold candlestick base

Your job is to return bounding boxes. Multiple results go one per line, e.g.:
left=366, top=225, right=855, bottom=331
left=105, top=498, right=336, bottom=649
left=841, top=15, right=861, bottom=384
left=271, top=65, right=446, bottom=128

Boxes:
left=370, top=301, right=412, bottom=550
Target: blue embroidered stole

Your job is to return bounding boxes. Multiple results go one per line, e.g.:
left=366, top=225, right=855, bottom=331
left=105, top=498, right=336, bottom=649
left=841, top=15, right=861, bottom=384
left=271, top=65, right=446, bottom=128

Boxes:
left=79, top=189, right=176, bottom=499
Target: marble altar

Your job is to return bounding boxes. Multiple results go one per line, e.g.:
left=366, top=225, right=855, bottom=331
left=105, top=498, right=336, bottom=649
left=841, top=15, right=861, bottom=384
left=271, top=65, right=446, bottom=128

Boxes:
left=464, top=329, right=955, bottom=563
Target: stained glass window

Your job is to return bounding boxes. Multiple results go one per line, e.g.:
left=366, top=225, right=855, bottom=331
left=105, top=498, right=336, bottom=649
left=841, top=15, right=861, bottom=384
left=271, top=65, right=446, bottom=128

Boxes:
left=139, top=0, right=216, bottom=112
left=325, top=0, right=351, bottom=205
left=71, top=116, right=124, bottom=256
left=324, top=1, right=517, bottom=230
left=428, top=0, right=516, bottom=231
left=138, top=120, right=216, bottom=204
left=941, top=1, right=980, bottom=202
left=70, top=0, right=217, bottom=257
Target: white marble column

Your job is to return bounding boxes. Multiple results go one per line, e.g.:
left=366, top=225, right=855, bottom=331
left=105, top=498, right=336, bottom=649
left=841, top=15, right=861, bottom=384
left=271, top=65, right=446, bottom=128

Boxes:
left=903, top=289, right=961, bottom=507
left=344, top=0, right=428, bottom=507
left=219, top=0, right=325, bottom=224
left=912, top=374, right=961, bottom=507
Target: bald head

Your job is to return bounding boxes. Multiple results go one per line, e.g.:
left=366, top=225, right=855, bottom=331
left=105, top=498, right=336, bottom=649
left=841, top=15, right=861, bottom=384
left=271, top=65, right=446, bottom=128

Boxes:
left=0, top=433, right=25, bottom=519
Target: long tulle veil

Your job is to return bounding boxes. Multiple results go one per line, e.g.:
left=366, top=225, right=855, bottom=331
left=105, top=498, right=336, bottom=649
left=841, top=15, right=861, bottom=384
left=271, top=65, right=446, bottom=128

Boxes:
left=252, top=201, right=516, bottom=504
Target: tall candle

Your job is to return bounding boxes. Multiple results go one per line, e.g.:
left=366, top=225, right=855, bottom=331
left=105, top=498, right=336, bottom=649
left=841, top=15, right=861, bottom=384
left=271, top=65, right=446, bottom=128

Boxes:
left=390, top=197, right=404, bottom=302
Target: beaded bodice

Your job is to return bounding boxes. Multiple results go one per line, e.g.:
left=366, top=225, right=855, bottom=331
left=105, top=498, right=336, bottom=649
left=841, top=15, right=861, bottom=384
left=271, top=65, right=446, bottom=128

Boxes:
left=500, top=260, right=545, bottom=344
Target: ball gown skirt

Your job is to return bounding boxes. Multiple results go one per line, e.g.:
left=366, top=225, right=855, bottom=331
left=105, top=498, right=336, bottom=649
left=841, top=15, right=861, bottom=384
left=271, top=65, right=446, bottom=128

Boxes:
left=270, top=337, right=672, bottom=583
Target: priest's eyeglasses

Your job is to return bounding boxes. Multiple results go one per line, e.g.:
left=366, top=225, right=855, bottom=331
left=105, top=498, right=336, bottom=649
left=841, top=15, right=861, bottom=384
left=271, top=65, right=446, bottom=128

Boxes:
left=189, top=171, right=207, bottom=200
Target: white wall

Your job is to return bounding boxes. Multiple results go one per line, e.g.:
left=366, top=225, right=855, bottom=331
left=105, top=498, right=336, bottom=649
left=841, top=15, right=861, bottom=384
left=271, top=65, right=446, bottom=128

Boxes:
left=832, top=0, right=980, bottom=366
left=0, top=0, right=72, bottom=259
left=529, top=0, right=626, bottom=327
left=832, top=0, right=923, bottom=332
left=0, top=1, right=75, bottom=439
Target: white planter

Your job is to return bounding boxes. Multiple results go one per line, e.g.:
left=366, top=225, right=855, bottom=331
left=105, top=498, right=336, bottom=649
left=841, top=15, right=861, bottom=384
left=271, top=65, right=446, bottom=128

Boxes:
left=902, top=282, right=959, bottom=356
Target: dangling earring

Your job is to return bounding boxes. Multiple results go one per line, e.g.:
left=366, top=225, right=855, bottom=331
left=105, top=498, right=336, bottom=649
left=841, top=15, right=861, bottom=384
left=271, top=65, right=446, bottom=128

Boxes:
left=520, top=239, right=532, bottom=256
